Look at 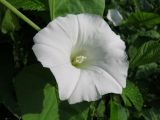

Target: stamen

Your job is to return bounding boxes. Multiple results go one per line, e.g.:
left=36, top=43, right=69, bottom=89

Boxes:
left=75, top=56, right=87, bottom=63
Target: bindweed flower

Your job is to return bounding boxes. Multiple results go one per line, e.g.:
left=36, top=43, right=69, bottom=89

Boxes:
left=32, top=14, right=128, bottom=104
left=107, top=9, right=123, bottom=26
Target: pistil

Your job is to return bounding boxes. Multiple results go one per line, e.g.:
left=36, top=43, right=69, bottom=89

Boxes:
left=71, top=55, right=87, bottom=67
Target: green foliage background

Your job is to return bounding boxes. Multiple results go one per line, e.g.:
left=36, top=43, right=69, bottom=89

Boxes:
left=0, top=0, right=160, bottom=120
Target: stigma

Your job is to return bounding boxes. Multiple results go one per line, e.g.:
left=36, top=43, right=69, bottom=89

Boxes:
left=71, top=55, right=87, bottom=67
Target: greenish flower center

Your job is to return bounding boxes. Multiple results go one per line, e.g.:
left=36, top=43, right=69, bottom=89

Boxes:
left=71, top=55, right=87, bottom=68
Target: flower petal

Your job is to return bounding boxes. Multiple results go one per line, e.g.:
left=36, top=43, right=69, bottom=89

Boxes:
left=32, top=44, right=69, bottom=67
left=33, top=14, right=79, bottom=54
left=89, top=66, right=122, bottom=95
left=73, top=14, right=104, bottom=46
left=68, top=70, right=101, bottom=104
left=50, top=64, right=80, bottom=100
left=90, top=34, right=128, bottom=88
left=107, top=9, right=123, bottom=26
left=68, top=66, right=123, bottom=104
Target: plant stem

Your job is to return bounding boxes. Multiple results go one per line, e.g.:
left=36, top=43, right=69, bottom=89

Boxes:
left=48, top=0, right=55, bottom=20
left=0, top=0, right=41, bottom=31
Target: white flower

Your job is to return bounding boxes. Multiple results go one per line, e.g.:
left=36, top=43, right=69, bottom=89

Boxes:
left=107, top=9, right=123, bottom=26
left=32, top=14, right=128, bottom=104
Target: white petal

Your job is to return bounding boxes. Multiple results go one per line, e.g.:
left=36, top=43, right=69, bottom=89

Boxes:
left=50, top=64, right=80, bottom=100
left=72, top=14, right=123, bottom=50
left=33, top=14, right=79, bottom=55
left=68, top=70, right=101, bottom=104
left=32, top=44, right=69, bottom=67
left=74, top=14, right=105, bottom=46
left=90, top=34, right=128, bottom=88
left=107, top=9, right=123, bottom=26
left=97, top=58, right=128, bottom=88
left=68, top=66, right=122, bottom=104
left=89, top=66, right=122, bottom=95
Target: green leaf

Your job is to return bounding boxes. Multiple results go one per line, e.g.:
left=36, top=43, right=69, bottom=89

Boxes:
left=1, top=9, right=20, bottom=34
left=7, top=0, right=47, bottom=11
left=48, top=0, right=105, bottom=20
left=130, top=41, right=160, bottom=68
left=123, top=12, right=160, bottom=27
left=142, top=108, right=160, bottom=120
left=122, top=81, right=143, bottom=111
left=136, top=63, right=158, bottom=79
left=109, top=99, right=129, bottom=120
left=59, top=101, right=90, bottom=120
left=121, top=94, right=132, bottom=107
left=14, top=64, right=59, bottom=120
left=128, top=45, right=138, bottom=60
left=96, top=100, right=105, bottom=118
left=138, top=30, right=160, bottom=40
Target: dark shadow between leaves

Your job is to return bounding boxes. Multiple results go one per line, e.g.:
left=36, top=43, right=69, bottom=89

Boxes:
left=0, top=43, right=21, bottom=116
